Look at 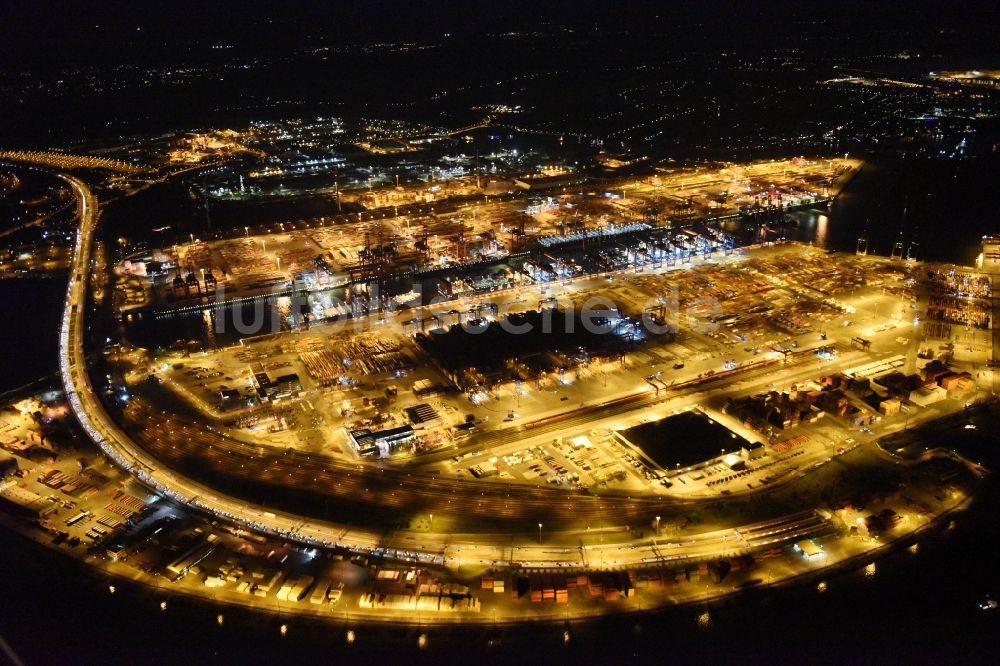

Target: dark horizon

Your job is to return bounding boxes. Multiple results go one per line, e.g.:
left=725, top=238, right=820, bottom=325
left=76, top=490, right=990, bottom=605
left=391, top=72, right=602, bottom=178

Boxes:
left=5, top=1, right=1000, bottom=68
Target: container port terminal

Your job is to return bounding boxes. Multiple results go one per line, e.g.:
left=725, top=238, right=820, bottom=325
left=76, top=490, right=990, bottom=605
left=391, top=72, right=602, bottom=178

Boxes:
left=0, top=139, right=993, bottom=631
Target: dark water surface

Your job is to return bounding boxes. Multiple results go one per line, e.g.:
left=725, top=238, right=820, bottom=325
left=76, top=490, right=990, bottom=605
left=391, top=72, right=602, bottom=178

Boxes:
left=812, top=154, right=1000, bottom=264
left=0, top=277, right=64, bottom=394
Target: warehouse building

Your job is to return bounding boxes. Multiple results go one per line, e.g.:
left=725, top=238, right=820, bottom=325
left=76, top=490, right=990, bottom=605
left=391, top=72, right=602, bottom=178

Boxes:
left=255, top=372, right=302, bottom=401
left=349, top=425, right=415, bottom=457
left=0, top=481, right=50, bottom=520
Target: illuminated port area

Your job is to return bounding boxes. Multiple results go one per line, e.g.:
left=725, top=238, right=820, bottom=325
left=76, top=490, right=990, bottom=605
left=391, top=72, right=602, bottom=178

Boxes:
left=2, top=4, right=999, bottom=661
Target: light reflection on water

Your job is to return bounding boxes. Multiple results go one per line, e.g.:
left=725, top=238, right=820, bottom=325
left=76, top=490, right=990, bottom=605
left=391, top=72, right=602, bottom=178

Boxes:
left=815, top=213, right=829, bottom=248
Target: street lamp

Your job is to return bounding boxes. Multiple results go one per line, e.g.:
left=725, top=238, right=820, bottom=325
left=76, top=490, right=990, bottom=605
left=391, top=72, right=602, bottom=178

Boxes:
left=538, top=522, right=543, bottom=544
left=655, top=516, right=660, bottom=536
left=429, top=513, right=433, bottom=530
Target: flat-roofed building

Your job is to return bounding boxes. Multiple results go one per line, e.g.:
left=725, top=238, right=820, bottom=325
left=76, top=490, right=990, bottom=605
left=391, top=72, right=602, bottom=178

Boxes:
left=0, top=481, right=49, bottom=520
left=349, top=425, right=415, bottom=457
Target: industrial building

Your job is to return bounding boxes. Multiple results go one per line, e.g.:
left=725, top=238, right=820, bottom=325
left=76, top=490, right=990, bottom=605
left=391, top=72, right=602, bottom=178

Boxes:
left=794, top=539, right=826, bottom=559
left=908, top=385, right=948, bottom=407
left=349, top=425, right=415, bottom=457
left=254, top=372, right=302, bottom=401
left=741, top=441, right=766, bottom=461
left=513, top=173, right=588, bottom=191
left=0, top=481, right=49, bottom=520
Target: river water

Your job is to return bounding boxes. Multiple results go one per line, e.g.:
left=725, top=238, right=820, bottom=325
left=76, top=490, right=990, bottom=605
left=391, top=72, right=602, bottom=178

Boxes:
left=0, top=277, right=65, bottom=394
left=800, top=154, right=1000, bottom=265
